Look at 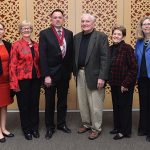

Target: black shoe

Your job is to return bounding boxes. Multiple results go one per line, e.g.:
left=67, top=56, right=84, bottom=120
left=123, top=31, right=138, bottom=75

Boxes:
left=146, top=136, right=150, bottom=142
left=57, top=125, right=71, bottom=133
left=3, top=132, right=14, bottom=138
left=24, top=133, right=32, bottom=140
left=109, top=129, right=118, bottom=134
left=0, top=137, right=6, bottom=143
left=113, top=133, right=124, bottom=140
left=32, top=131, right=40, bottom=138
left=138, top=132, right=146, bottom=136
left=45, top=129, right=55, bottom=140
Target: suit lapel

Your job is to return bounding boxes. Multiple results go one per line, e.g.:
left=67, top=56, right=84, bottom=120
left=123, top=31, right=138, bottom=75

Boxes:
left=85, top=31, right=97, bottom=65
left=48, top=27, right=61, bottom=52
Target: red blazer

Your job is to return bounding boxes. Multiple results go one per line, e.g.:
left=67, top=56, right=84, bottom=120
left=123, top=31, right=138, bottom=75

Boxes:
left=9, top=38, right=40, bottom=90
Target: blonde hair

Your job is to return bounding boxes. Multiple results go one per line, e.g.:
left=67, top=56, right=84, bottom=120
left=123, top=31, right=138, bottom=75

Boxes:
left=19, top=20, right=33, bottom=33
left=136, top=16, right=150, bottom=39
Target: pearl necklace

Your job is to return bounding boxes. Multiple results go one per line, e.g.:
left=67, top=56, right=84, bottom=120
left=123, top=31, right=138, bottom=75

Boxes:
left=144, top=39, right=150, bottom=47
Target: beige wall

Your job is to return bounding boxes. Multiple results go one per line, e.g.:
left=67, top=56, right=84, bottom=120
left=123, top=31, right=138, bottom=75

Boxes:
left=1, top=0, right=149, bottom=110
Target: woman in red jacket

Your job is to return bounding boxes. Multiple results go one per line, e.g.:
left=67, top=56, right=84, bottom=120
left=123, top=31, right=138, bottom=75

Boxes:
left=0, top=22, right=14, bottom=143
left=9, top=20, right=41, bottom=140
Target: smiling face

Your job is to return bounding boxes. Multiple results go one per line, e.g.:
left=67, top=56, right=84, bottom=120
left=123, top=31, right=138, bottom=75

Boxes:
left=81, top=15, right=95, bottom=33
left=51, top=11, right=64, bottom=28
left=20, top=25, right=32, bottom=38
left=142, top=19, right=150, bottom=35
left=0, top=23, right=5, bottom=40
left=112, top=29, right=124, bottom=44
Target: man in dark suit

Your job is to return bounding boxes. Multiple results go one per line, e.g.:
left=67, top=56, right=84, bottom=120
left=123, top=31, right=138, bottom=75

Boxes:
left=39, top=9, right=73, bottom=139
left=73, top=13, right=110, bottom=140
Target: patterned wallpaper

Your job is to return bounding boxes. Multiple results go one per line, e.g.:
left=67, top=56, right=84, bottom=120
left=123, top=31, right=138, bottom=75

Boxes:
left=33, top=0, right=69, bottom=41
left=82, top=0, right=117, bottom=38
left=131, top=0, right=150, bottom=47
left=0, top=0, right=20, bottom=42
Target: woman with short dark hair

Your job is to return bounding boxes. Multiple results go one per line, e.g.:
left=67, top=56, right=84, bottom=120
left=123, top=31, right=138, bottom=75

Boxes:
left=109, top=25, right=137, bottom=140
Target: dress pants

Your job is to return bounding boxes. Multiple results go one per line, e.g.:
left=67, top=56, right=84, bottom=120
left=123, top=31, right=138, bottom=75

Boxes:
left=111, top=85, right=134, bottom=136
left=44, top=79, right=69, bottom=130
left=138, top=77, right=150, bottom=136
left=16, top=78, right=41, bottom=133
left=77, top=70, right=105, bottom=132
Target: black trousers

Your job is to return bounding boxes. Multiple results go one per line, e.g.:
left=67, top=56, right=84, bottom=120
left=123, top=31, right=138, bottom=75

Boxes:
left=44, top=79, right=69, bottom=130
left=16, top=78, right=41, bottom=133
left=111, top=85, right=134, bottom=135
left=138, top=77, right=150, bottom=136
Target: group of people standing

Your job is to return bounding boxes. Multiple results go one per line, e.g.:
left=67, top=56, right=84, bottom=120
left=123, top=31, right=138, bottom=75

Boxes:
left=0, top=9, right=150, bottom=143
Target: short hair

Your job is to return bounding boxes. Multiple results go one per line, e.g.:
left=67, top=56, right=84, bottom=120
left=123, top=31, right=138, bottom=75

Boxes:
left=136, top=16, right=150, bottom=39
left=0, top=22, right=5, bottom=29
left=112, top=25, right=126, bottom=37
left=81, top=13, right=96, bottom=23
left=50, top=9, right=64, bottom=16
left=19, top=20, right=33, bottom=33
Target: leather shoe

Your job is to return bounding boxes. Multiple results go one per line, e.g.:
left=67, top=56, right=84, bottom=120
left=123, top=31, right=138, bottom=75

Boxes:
left=32, top=131, right=40, bottom=138
left=78, top=126, right=90, bottom=134
left=3, top=132, right=14, bottom=138
left=88, top=131, right=101, bottom=140
left=146, top=136, right=150, bottom=142
left=138, top=131, right=146, bottom=136
left=109, top=129, right=118, bottom=134
left=0, top=137, right=6, bottom=143
left=113, top=133, right=124, bottom=140
left=24, top=133, right=32, bottom=140
left=45, top=129, right=55, bottom=140
left=57, top=125, right=71, bottom=133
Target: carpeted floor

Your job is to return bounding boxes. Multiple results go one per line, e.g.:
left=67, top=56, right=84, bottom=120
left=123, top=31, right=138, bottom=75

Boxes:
left=1, top=112, right=150, bottom=150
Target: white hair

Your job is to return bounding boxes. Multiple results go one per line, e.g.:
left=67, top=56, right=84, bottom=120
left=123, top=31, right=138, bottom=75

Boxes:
left=81, top=13, right=96, bottom=22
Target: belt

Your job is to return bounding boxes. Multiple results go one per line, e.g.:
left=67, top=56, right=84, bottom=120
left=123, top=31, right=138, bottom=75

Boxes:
left=79, top=67, right=85, bottom=70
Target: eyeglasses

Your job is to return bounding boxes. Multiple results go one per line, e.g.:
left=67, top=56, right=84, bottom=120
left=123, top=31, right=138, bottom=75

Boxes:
left=142, top=23, right=150, bottom=27
left=21, top=27, right=32, bottom=31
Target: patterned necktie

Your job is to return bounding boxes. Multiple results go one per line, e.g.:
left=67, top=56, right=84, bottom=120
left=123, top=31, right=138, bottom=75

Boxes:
left=57, top=30, right=65, bottom=58
left=57, top=30, right=62, bottom=37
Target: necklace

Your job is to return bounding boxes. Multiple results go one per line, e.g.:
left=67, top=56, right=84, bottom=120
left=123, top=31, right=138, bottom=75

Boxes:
left=144, top=39, right=150, bottom=47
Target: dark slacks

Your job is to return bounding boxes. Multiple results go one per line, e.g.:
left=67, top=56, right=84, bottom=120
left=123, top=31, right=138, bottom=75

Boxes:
left=111, top=85, right=134, bottom=136
left=138, top=77, right=150, bottom=136
left=44, top=79, right=69, bottom=130
left=16, top=78, right=41, bottom=133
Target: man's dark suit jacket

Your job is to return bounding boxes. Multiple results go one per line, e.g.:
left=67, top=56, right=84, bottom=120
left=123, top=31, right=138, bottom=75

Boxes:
left=73, top=30, right=110, bottom=90
left=39, top=27, right=73, bottom=82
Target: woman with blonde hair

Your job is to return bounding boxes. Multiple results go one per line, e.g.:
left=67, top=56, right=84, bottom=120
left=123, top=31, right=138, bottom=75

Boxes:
left=0, top=22, right=14, bottom=143
left=9, top=20, right=41, bottom=140
left=135, top=16, right=150, bottom=142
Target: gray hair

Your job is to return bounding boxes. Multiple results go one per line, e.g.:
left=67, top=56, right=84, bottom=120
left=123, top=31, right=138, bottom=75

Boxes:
left=81, top=13, right=96, bottom=22
left=19, top=20, right=33, bottom=33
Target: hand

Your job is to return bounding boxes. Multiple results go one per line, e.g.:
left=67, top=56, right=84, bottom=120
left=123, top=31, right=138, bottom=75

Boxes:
left=121, top=86, right=128, bottom=93
left=97, top=79, right=105, bottom=89
left=44, top=76, right=52, bottom=87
